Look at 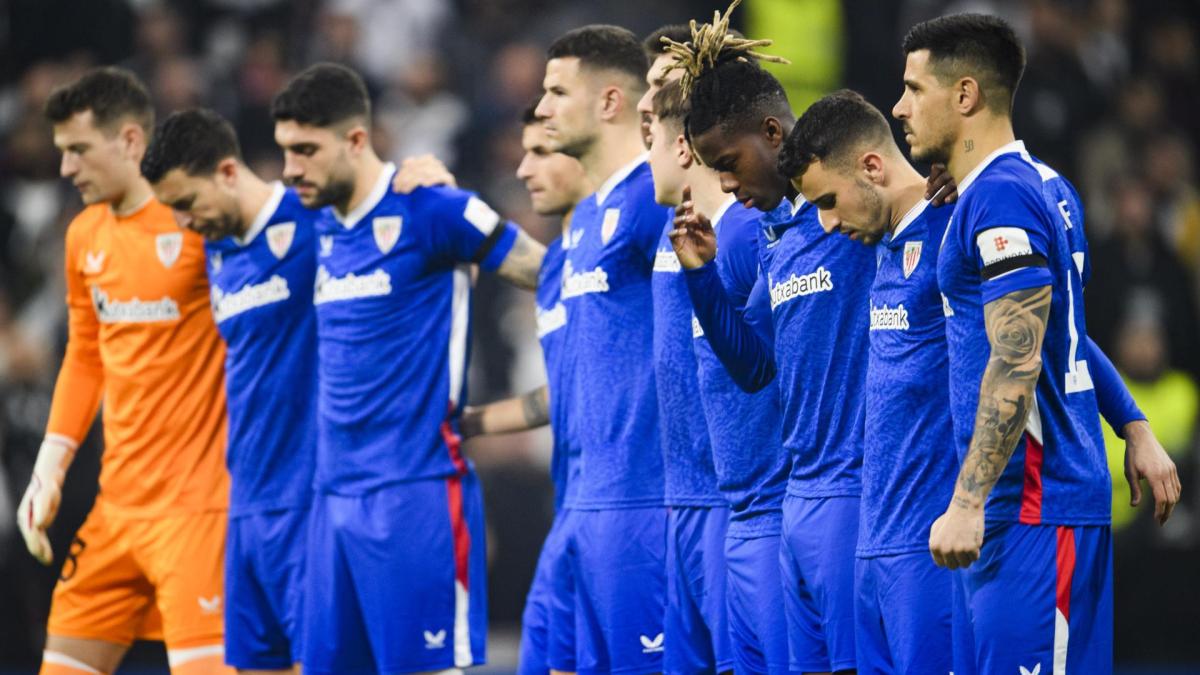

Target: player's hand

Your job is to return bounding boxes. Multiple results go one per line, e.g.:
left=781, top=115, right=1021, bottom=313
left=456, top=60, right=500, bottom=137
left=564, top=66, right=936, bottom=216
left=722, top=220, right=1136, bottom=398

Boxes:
left=669, top=186, right=717, bottom=269
left=926, top=163, right=958, bottom=206
left=16, top=437, right=75, bottom=565
left=392, top=154, right=457, bottom=193
left=1122, top=419, right=1181, bottom=525
left=929, top=498, right=983, bottom=569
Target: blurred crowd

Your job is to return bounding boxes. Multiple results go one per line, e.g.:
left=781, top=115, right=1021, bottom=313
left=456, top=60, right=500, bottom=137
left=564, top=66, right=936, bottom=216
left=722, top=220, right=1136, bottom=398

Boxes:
left=0, top=0, right=1196, bottom=669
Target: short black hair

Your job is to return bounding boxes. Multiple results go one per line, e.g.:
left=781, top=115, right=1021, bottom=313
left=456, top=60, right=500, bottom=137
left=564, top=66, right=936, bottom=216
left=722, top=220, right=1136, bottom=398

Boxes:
left=547, top=25, right=648, bottom=84
left=652, top=79, right=689, bottom=132
left=778, top=90, right=893, bottom=179
left=902, top=13, right=1026, bottom=114
left=642, top=24, right=692, bottom=59
left=685, top=56, right=791, bottom=141
left=44, top=66, right=154, bottom=134
left=141, top=108, right=242, bottom=183
left=271, top=62, right=371, bottom=128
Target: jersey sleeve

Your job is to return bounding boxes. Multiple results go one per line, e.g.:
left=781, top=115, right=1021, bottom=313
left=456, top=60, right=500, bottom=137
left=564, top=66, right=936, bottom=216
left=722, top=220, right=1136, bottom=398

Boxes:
left=410, top=186, right=519, bottom=271
left=961, top=179, right=1054, bottom=304
left=1087, top=336, right=1145, bottom=436
left=685, top=261, right=776, bottom=393
left=45, top=222, right=104, bottom=446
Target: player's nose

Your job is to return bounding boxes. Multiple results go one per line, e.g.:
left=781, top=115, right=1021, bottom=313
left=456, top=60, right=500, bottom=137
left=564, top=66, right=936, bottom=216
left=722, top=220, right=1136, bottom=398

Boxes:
left=718, top=173, right=739, bottom=195
left=534, top=94, right=552, bottom=120
left=819, top=211, right=839, bottom=234
left=59, top=153, right=78, bottom=178
left=892, top=96, right=907, bottom=120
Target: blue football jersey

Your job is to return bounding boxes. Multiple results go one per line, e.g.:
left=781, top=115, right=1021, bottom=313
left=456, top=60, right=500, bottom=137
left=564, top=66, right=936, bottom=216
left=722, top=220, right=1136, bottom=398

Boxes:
left=859, top=199, right=957, bottom=557
left=561, top=157, right=668, bottom=509
left=693, top=198, right=788, bottom=537
left=206, top=183, right=317, bottom=516
left=653, top=212, right=723, bottom=508
left=312, top=164, right=518, bottom=493
left=757, top=199, right=873, bottom=498
left=537, top=234, right=579, bottom=510
left=938, top=141, right=1110, bottom=526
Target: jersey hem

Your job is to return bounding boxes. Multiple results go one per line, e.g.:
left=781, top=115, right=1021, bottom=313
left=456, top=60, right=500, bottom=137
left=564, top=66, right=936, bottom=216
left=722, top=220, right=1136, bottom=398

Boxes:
left=569, top=497, right=665, bottom=510
left=855, top=542, right=929, bottom=558
left=228, top=499, right=313, bottom=518
left=985, top=513, right=1111, bottom=527
left=664, top=496, right=728, bottom=508
left=785, top=485, right=862, bottom=499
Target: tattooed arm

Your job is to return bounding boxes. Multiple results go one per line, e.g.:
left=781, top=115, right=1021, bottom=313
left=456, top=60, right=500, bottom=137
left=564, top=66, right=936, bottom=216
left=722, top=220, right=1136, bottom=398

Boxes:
left=458, top=385, right=550, bottom=439
left=929, top=285, right=1052, bottom=569
left=494, top=229, right=546, bottom=291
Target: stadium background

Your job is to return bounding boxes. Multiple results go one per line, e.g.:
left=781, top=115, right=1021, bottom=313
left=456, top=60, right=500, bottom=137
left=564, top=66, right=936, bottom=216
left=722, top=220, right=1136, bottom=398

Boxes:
left=0, top=0, right=1197, bottom=672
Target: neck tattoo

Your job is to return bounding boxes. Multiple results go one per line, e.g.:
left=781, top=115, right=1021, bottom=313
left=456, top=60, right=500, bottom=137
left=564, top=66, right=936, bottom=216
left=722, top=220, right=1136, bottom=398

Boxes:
left=964, top=139, right=975, bottom=153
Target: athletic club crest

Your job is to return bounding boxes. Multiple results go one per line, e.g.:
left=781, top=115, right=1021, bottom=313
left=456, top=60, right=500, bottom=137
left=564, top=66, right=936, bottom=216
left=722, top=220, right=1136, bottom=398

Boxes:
left=601, top=208, right=620, bottom=245
left=373, top=216, right=402, bottom=254
left=266, top=222, right=296, bottom=259
left=903, top=240, right=922, bottom=278
left=156, top=232, right=183, bottom=268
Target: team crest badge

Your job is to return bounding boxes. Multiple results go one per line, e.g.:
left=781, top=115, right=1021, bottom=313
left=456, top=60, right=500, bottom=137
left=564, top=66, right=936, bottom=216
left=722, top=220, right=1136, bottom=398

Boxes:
left=266, top=222, right=295, bottom=259
left=373, top=216, right=402, bottom=254
left=903, top=241, right=922, bottom=278
left=156, top=232, right=183, bottom=268
left=601, top=208, right=620, bottom=245
left=211, top=252, right=222, bottom=273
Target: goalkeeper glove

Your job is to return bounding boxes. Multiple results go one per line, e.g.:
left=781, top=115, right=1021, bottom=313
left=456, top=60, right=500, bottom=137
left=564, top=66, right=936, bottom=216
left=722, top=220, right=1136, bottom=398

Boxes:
left=17, top=436, right=76, bottom=565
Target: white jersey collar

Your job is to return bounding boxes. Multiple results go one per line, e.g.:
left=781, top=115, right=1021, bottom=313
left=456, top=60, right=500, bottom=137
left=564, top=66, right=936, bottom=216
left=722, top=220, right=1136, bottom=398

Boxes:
left=955, top=140, right=1026, bottom=197
left=335, top=162, right=396, bottom=229
left=710, top=195, right=738, bottom=231
left=891, top=197, right=931, bottom=240
left=595, top=153, right=648, bottom=206
left=236, top=181, right=285, bottom=247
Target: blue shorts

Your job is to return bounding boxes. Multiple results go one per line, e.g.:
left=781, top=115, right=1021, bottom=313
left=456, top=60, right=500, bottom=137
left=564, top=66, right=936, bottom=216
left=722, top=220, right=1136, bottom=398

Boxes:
left=665, top=506, right=732, bottom=675
left=780, top=494, right=858, bottom=673
left=519, top=507, right=577, bottom=675
left=952, top=522, right=1112, bottom=675
left=302, top=471, right=488, bottom=675
left=854, top=552, right=951, bottom=675
left=571, top=507, right=667, bottom=675
left=725, top=534, right=789, bottom=675
left=225, top=507, right=308, bottom=670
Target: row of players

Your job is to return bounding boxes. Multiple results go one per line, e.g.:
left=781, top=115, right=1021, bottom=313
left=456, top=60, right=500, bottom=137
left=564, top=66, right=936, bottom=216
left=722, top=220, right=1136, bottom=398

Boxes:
left=15, top=5, right=1183, bottom=675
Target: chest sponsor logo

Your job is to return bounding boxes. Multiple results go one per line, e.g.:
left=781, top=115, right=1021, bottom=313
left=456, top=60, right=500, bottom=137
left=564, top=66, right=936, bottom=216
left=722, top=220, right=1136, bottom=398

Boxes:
left=91, top=286, right=180, bottom=323
left=561, top=260, right=609, bottom=299
left=373, top=216, right=403, bottom=254
left=870, top=303, right=910, bottom=331
left=640, top=633, right=664, bottom=654
left=210, top=251, right=222, bottom=273
left=156, top=232, right=183, bottom=268
left=266, top=222, right=296, bottom=259
left=692, top=314, right=704, bottom=338
left=653, top=247, right=681, bottom=273
left=536, top=301, right=567, bottom=338
left=211, top=275, right=291, bottom=323
left=313, top=265, right=392, bottom=304
left=319, top=235, right=334, bottom=257
left=83, top=250, right=106, bottom=275
left=769, top=266, right=833, bottom=309
left=903, top=240, right=922, bottom=278
left=601, top=208, right=620, bottom=245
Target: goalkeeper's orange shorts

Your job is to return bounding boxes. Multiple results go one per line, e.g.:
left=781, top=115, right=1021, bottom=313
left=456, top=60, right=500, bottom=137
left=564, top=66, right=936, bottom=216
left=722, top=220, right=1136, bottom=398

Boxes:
left=46, top=505, right=227, bottom=649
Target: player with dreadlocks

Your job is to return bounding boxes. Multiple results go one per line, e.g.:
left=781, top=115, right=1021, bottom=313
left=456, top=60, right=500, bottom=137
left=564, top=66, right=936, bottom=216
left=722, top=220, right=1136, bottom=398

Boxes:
left=647, top=73, right=791, bottom=675
left=666, top=4, right=872, bottom=672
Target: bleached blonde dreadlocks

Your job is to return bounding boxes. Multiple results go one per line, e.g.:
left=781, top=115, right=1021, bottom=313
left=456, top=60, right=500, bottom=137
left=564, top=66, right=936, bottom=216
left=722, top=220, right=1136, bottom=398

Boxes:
left=659, top=0, right=790, bottom=101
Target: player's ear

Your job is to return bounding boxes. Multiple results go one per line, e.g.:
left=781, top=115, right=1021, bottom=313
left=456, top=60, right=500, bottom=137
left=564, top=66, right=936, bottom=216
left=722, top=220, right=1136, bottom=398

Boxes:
left=345, top=124, right=369, bottom=154
left=598, top=85, right=624, bottom=122
left=956, top=76, right=982, bottom=115
left=762, top=117, right=786, bottom=149
left=216, top=157, right=239, bottom=186
left=860, top=152, right=885, bottom=185
left=119, top=122, right=147, bottom=161
left=674, top=133, right=693, bottom=169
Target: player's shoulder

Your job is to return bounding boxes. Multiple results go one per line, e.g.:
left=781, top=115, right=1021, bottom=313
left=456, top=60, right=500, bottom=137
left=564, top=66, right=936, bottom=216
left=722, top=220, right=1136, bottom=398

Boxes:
left=972, top=154, right=1044, bottom=198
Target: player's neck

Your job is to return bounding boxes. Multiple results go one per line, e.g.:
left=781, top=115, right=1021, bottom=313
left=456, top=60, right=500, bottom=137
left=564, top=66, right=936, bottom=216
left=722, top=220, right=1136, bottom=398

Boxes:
left=582, top=123, right=647, bottom=191
left=561, top=206, right=575, bottom=238
left=112, top=176, right=155, bottom=217
left=340, top=151, right=385, bottom=217
left=688, top=167, right=727, bottom=219
left=948, top=116, right=1016, bottom=184
left=237, top=171, right=274, bottom=239
left=885, top=163, right=929, bottom=233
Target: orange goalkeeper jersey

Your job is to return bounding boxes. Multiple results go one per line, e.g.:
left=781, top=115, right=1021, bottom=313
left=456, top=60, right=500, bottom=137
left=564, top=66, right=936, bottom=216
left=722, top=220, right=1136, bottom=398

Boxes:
left=46, top=198, right=229, bottom=518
